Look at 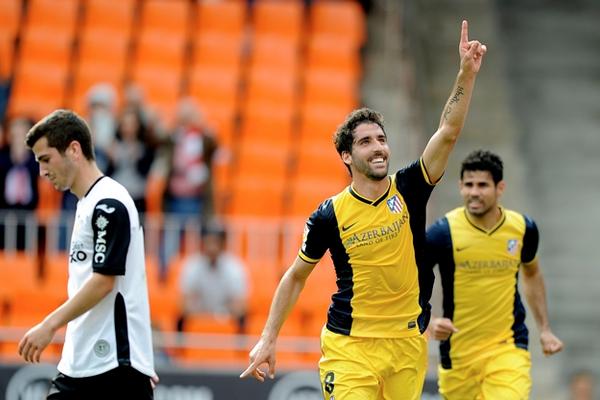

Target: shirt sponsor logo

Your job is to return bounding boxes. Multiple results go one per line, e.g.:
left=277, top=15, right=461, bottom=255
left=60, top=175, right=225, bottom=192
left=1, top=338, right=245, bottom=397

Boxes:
left=343, top=215, right=408, bottom=248
left=94, top=216, right=109, bottom=264
left=386, top=195, right=403, bottom=214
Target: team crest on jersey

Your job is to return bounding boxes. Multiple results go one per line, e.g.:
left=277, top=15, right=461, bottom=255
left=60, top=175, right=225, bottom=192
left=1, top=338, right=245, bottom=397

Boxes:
left=507, top=239, right=519, bottom=255
left=95, top=215, right=109, bottom=230
left=386, top=195, right=403, bottom=214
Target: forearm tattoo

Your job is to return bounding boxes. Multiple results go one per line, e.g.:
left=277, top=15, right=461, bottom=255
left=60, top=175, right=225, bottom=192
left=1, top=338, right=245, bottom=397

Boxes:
left=443, top=86, right=465, bottom=120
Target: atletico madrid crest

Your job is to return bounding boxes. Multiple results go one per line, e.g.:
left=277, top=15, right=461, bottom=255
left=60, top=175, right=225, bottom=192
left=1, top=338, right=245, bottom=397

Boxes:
left=386, top=195, right=403, bottom=214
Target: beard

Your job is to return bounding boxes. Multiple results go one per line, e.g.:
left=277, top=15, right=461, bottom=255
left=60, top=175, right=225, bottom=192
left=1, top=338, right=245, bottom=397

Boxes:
left=353, top=156, right=389, bottom=181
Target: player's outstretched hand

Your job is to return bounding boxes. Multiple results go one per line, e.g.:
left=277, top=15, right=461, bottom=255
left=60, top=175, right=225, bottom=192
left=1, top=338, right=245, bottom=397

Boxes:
left=18, top=322, right=55, bottom=363
left=240, top=337, right=277, bottom=382
left=540, top=330, right=564, bottom=356
left=459, top=20, right=487, bottom=74
left=429, top=317, right=459, bottom=341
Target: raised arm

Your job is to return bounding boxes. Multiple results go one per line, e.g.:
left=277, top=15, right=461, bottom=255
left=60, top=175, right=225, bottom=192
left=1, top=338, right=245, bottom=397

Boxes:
left=521, top=259, right=564, bottom=356
left=422, top=20, right=487, bottom=183
left=240, top=256, right=315, bottom=381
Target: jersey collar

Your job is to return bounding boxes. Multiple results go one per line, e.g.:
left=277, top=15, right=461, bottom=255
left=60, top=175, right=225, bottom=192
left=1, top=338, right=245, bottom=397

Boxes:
left=463, top=206, right=506, bottom=235
left=348, top=176, right=391, bottom=206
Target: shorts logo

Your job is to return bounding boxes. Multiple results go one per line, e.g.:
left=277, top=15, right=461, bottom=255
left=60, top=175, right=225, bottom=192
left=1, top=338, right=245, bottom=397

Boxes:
left=386, top=195, right=403, bottom=214
left=408, top=320, right=417, bottom=329
left=323, top=371, right=335, bottom=394
left=507, top=239, right=518, bottom=255
left=94, top=339, right=110, bottom=358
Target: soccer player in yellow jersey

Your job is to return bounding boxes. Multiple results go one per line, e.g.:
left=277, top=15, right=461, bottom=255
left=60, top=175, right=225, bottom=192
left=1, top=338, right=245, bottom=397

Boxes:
left=426, top=150, right=564, bottom=399
left=241, top=20, right=487, bottom=399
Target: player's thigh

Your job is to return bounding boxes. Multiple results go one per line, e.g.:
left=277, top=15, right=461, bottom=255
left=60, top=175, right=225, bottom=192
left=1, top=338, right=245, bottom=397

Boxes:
left=438, top=364, right=481, bottom=400
left=382, top=335, right=428, bottom=400
left=319, top=329, right=381, bottom=400
left=481, top=348, right=531, bottom=400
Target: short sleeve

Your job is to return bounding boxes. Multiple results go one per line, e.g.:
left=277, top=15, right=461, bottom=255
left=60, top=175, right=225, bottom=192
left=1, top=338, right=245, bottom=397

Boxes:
left=298, top=199, right=335, bottom=264
left=91, top=198, right=130, bottom=275
left=521, top=215, right=539, bottom=264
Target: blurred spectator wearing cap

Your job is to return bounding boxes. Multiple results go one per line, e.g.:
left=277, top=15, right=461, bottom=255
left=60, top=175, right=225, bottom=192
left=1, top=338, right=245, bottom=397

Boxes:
left=176, top=221, right=248, bottom=334
left=0, top=117, right=38, bottom=249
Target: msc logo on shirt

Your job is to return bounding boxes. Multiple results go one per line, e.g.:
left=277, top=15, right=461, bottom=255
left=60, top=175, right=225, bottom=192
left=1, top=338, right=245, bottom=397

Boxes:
left=94, top=215, right=109, bottom=264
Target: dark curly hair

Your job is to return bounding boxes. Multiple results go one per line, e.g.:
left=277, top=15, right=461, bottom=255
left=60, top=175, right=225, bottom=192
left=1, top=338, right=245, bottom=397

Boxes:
left=460, top=149, right=503, bottom=184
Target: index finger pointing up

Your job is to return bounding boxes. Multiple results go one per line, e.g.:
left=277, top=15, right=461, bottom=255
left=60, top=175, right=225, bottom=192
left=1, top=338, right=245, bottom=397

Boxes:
left=461, top=20, right=469, bottom=45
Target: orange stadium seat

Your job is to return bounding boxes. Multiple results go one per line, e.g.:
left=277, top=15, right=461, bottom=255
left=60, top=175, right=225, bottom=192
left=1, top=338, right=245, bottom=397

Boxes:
left=9, top=63, right=69, bottom=119
left=0, top=0, right=22, bottom=79
left=244, top=66, right=298, bottom=109
left=0, top=0, right=23, bottom=39
left=0, top=33, right=14, bottom=80
left=252, top=0, right=305, bottom=45
left=192, top=32, right=244, bottom=70
left=130, top=66, right=182, bottom=128
left=227, top=179, right=286, bottom=217
left=309, top=0, right=366, bottom=47
left=41, top=252, right=69, bottom=293
left=287, top=176, right=348, bottom=217
left=196, top=0, right=247, bottom=38
left=306, top=33, right=362, bottom=79
left=144, top=173, right=167, bottom=217
left=134, top=33, right=187, bottom=77
left=139, top=0, right=190, bottom=39
left=25, top=0, right=80, bottom=37
left=188, top=65, right=241, bottom=117
left=302, top=68, right=360, bottom=110
left=17, top=28, right=73, bottom=68
left=249, top=35, right=301, bottom=72
left=0, top=251, right=40, bottom=298
left=82, top=0, right=136, bottom=38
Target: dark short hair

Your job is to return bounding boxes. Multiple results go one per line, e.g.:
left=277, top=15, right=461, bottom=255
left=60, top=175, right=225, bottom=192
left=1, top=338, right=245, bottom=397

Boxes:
left=460, top=149, right=503, bottom=183
left=25, top=109, right=95, bottom=160
left=334, top=107, right=386, bottom=156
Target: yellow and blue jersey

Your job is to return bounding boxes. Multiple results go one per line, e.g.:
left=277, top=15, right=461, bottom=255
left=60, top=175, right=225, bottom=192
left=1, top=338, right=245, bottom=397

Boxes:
left=426, top=207, right=539, bottom=368
left=299, top=159, right=436, bottom=338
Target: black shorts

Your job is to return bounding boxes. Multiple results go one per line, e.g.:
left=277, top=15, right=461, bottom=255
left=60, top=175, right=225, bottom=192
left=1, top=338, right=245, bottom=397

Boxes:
left=47, top=365, right=153, bottom=400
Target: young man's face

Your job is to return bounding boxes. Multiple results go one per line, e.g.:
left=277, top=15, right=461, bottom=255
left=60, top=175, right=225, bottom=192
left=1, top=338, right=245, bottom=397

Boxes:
left=32, top=137, right=76, bottom=192
left=343, top=122, right=390, bottom=181
left=459, top=170, right=504, bottom=216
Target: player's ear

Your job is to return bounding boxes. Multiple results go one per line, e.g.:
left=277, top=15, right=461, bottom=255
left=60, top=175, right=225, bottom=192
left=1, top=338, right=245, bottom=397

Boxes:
left=341, top=151, right=352, bottom=167
left=496, top=180, right=506, bottom=196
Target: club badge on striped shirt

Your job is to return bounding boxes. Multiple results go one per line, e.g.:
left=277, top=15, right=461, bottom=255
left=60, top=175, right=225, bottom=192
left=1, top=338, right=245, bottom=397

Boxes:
left=386, top=195, right=403, bottom=214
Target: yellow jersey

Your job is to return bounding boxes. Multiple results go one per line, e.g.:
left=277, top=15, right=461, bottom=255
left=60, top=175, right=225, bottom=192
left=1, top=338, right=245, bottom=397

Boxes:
left=426, top=207, right=539, bottom=368
left=299, top=159, right=436, bottom=338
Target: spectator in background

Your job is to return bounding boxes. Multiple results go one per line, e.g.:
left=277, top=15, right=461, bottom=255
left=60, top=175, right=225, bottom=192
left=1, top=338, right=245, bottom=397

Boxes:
left=177, top=221, right=248, bottom=334
left=106, top=107, right=155, bottom=213
left=159, top=98, right=217, bottom=271
left=569, top=369, right=596, bottom=400
left=0, top=117, right=38, bottom=249
left=85, top=83, right=117, bottom=172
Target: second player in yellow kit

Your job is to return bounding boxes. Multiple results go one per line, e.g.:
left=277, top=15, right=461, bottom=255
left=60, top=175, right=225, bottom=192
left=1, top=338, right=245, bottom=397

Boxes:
left=426, top=150, right=563, bottom=400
